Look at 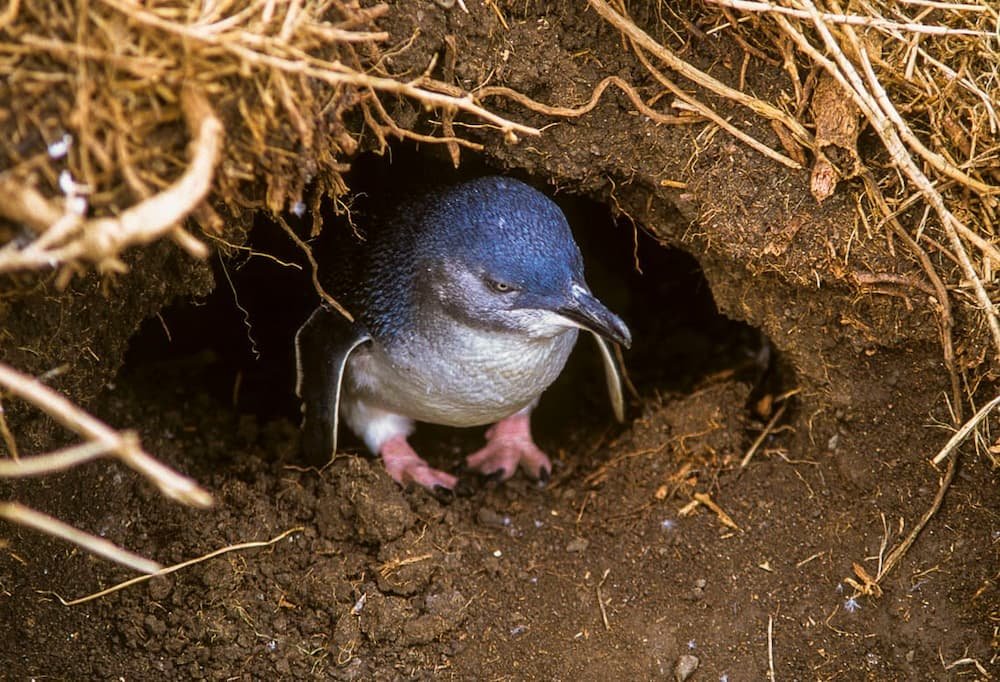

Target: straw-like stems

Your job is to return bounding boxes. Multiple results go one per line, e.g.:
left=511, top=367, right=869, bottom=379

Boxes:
left=589, top=0, right=815, bottom=147
left=706, top=0, right=993, bottom=37
left=97, top=0, right=539, bottom=141
left=476, top=76, right=692, bottom=127
left=770, top=2, right=1000, bottom=360
left=0, top=88, right=221, bottom=276
left=59, top=527, right=304, bottom=606
left=930, top=393, right=1000, bottom=466
left=0, top=362, right=211, bottom=573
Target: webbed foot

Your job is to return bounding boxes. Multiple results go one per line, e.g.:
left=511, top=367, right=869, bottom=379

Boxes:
left=380, top=435, right=458, bottom=490
left=465, top=411, right=551, bottom=482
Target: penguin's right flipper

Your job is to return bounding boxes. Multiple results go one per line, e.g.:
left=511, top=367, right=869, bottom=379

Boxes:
left=591, top=333, right=626, bottom=423
left=294, top=305, right=371, bottom=463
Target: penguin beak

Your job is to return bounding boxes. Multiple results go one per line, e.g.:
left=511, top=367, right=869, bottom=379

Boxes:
left=556, top=285, right=632, bottom=348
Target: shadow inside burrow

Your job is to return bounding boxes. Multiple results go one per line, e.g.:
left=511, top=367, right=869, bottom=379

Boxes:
left=120, top=143, right=771, bottom=477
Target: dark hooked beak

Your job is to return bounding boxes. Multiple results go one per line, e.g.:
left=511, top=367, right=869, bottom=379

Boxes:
left=557, top=286, right=632, bottom=348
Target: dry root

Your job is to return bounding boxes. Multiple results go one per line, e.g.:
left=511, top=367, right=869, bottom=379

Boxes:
left=0, top=0, right=548, bottom=576
left=612, top=0, right=1000, bottom=594
left=0, top=88, right=219, bottom=279
left=0, top=362, right=212, bottom=572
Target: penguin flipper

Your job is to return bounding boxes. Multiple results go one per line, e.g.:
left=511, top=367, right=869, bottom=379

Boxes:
left=591, top=333, right=626, bottom=423
left=294, top=305, right=371, bottom=463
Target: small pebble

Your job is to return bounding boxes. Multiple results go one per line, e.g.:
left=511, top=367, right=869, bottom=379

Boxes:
left=477, top=507, right=505, bottom=527
left=565, top=537, right=589, bottom=553
left=674, top=654, right=699, bottom=681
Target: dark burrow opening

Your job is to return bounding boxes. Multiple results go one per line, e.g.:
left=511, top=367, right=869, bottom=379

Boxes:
left=122, top=146, right=774, bottom=475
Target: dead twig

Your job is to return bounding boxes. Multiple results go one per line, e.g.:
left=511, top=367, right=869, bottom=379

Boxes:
left=0, top=362, right=212, bottom=508
left=930, top=393, right=1000, bottom=466
left=97, top=0, right=539, bottom=140
left=845, top=441, right=960, bottom=598
left=705, top=0, right=991, bottom=37
left=377, top=553, right=434, bottom=578
left=740, top=402, right=788, bottom=467
left=276, top=216, right=356, bottom=323
left=876, top=453, right=957, bottom=586
left=596, top=568, right=611, bottom=631
left=589, top=0, right=814, bottom=149
left=767, top=614, right=776, bottom=681
left=942, top=655, right=992, bottom=679
left=862, top=173, right=962, bottom=418
left=633, top=47, right=803, bottom=169
left=55, top=527, right=304, bottom=605
left=0, top=398, right=19, bottom=460
left=0, top=440, right=114, bottom=477
left=0, top=502, right=162, bottom=574
left=477, top=76, right=692, bottom=127
left=680, top=492, right=741, bottom=531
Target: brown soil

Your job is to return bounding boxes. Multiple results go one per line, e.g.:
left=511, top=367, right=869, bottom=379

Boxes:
left=1, top=1, right=997, bottom=680
left=2, top=330, right=996, bottom=680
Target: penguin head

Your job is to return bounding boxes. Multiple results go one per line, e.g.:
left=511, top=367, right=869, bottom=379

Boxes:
left=414, top=177, right=631, bottom=347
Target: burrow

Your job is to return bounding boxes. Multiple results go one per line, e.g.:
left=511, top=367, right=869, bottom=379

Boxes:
left=121, top=143, right=777, bottom=476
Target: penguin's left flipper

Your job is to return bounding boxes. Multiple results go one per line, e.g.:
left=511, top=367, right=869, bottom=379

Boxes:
left=294, top=305, right=371, bottom=464
left=591, top=333, right=626, bottom=423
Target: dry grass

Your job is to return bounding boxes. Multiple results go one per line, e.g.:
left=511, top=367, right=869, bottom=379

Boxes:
left=4, top=0, right=994, bottom=378
left=0, top=0, right=551, bottom=576
left=584, top=0, right=999, bottom=588
left=0, top=0, right=543, bottom=574
left=594, top=0, right=1000, bottom=412
left=0, top=0, right=535, bottom=281
left=707, top=0, right=999, bottom=391
left=689, top=0, right=1000, bottom=595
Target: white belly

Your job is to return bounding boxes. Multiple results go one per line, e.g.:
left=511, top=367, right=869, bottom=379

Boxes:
left=343, top=326, right=578, bottom=428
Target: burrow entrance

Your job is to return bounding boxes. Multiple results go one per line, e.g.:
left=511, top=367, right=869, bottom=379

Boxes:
left=122, top=145, right=776, bottom=476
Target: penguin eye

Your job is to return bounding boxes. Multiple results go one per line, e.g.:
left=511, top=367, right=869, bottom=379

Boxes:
left=485, top=278, right=514, bottom=293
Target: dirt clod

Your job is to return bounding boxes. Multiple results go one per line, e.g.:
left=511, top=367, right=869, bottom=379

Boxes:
left=335, top=458, right=417, bottom=545
left=674, top=654, right=700, bottom=681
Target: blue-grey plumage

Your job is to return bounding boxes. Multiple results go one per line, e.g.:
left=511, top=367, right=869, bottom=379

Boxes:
left=296, top=177, right=631, bottom=490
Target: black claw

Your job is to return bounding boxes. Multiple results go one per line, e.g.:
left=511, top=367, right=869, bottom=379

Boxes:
left=537, top=467, right=551, bottom=484
left=431, top=484, right=456, bottom=503
left=484, top=468, right=507, bottom=486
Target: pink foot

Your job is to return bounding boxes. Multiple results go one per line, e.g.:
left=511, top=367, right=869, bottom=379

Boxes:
left=465, top=411, right=551, bottom=482
left=381, top=435, right=458, bottom=490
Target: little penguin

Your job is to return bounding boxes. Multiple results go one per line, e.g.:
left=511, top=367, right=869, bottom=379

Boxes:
left=295, top=176, right=631, bottom=491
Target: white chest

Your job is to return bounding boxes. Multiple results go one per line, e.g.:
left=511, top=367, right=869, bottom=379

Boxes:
left=345, top=326, right=578, bottom=427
